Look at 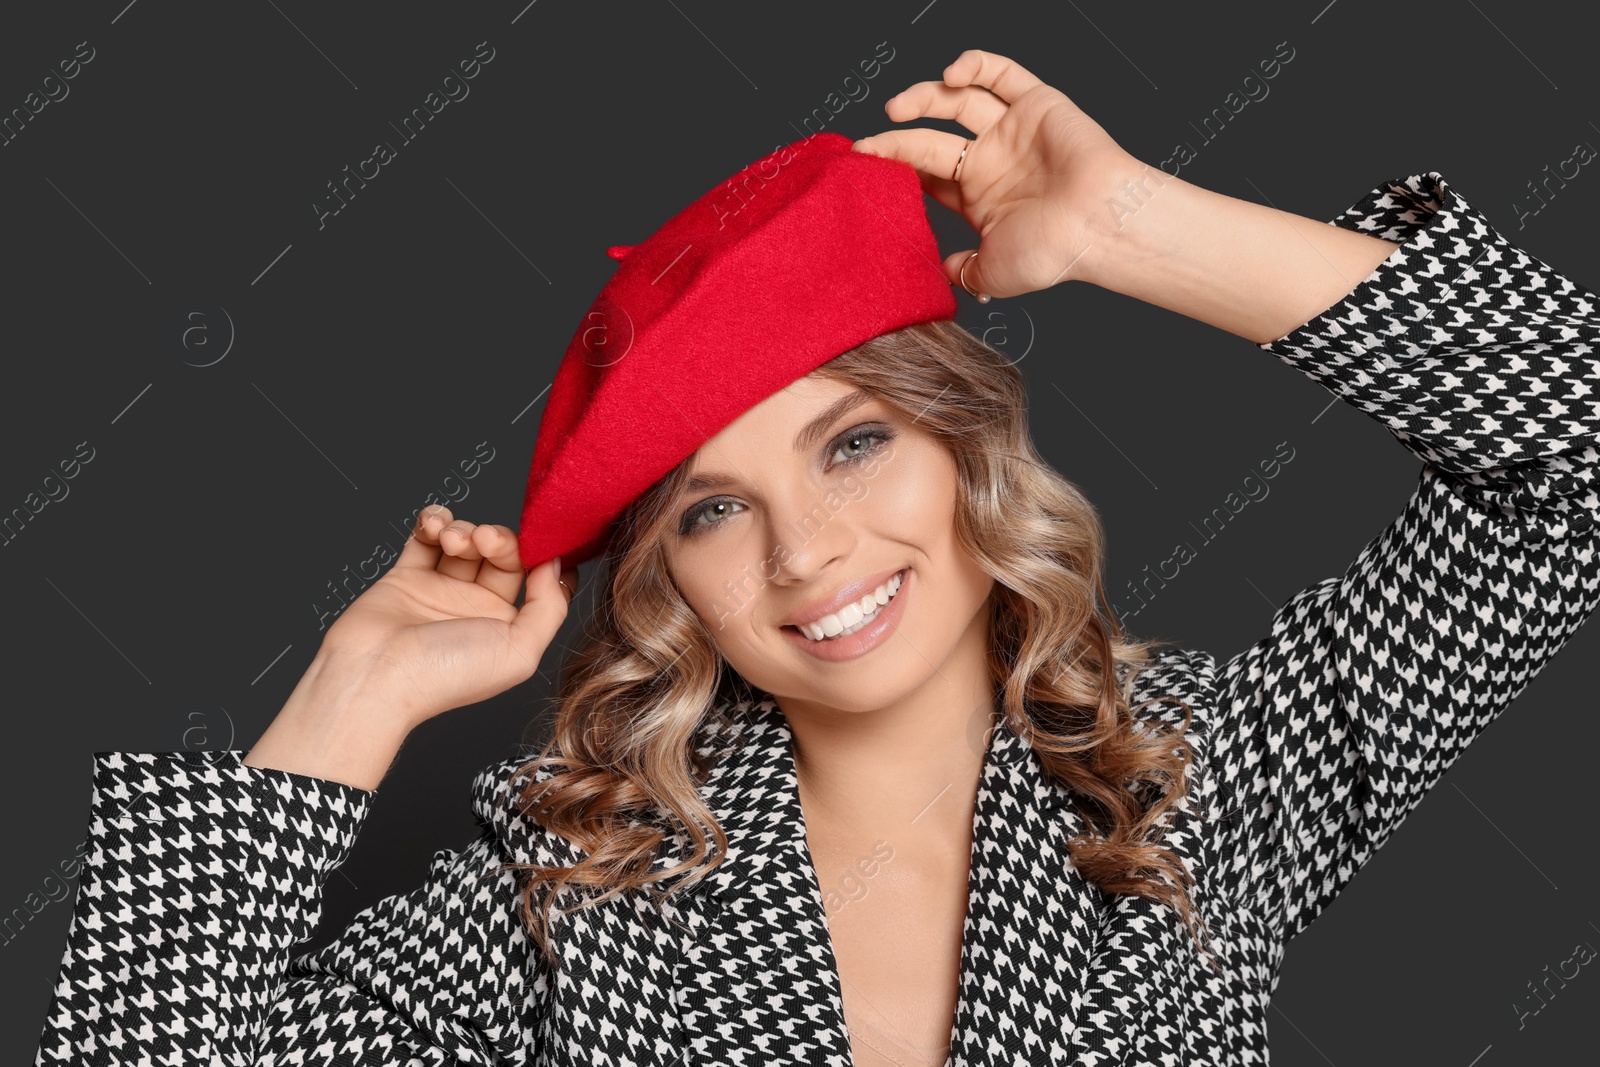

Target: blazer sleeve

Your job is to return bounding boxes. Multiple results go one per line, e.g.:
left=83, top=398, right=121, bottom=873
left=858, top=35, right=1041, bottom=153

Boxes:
left=34, top=750, right=541, bottom=1065
left=1207, top=172, right=1600, bottom=945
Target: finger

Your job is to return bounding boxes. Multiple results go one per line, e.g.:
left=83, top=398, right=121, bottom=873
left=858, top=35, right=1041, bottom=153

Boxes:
left=557, top=559, right=581, bottom=606
left=436, top=519, right=484, bottom=582
left=943, top=49, right=1045, bottom=105
left=508, top=558, right=574, bottom=668
left=852, top=127, right=970, bottom=186
left=916, top=169, right=963, bottom=215
left=394, top=503, right=451, bottom=570
left=944, top=247, right=990, bottom=302
left=885, top=80, right=1008, bottom=137
left=471, top=523, right=529, bottom=604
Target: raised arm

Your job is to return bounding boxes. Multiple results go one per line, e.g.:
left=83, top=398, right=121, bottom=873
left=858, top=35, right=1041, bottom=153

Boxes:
left=856, top=49, right=1600, bottom=946
left=36, top=505, right=578, bottom=1062
left=1201, top=172, right=1600, bottom=941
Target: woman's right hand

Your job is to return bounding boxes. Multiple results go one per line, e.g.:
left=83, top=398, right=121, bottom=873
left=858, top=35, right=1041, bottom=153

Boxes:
left=317, top=503, right=580, bottom=729
left=243, top=503, right=581, bottom=790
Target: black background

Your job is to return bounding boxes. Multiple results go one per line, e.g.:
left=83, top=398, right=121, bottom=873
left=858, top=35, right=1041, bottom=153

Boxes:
left=5, top=1, right=1596, bottom=1062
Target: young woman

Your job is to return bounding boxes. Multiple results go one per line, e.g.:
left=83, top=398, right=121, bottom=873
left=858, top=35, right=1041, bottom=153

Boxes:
left=36, top=49, right=1600, bottom=1067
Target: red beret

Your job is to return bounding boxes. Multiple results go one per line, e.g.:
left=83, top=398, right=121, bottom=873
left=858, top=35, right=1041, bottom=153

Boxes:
left=517, top=131, right=957, bottom=572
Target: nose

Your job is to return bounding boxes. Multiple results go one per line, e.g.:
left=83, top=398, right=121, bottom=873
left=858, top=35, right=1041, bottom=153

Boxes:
left=764, top=476, right=858, bottom=585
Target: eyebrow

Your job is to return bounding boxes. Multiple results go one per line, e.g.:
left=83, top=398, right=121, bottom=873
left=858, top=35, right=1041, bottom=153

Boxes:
left=682, top=389, right=875, bottom=495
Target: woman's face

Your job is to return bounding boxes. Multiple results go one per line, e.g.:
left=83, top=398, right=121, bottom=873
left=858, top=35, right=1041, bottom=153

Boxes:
left=661, top=375, right=996, bottom=714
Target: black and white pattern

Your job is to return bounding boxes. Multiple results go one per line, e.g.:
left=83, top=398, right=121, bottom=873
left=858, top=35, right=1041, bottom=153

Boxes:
left=34, top=173, right=1600, bottom=1065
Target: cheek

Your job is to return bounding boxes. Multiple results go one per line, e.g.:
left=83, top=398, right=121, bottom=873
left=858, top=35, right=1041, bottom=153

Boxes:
left=866, top=450, right=957, bottom=532
left=678, top=568, right=765, bottom=650
left=689, top=585, right=739, bottom=640
left=665, top=558, right=721, bottom=630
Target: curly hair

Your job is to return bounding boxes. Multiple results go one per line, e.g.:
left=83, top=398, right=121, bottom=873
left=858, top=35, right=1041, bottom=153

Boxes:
left=499, top=317, right=1213, bottom=972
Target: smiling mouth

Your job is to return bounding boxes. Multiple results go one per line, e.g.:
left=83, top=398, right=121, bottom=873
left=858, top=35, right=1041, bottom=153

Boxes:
left=782, top=568, right=908, bottom=642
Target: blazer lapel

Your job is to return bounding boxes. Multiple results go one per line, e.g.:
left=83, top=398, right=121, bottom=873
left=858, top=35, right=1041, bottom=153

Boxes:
left=474, top=752, right=685, bottom=1064
left=474, top=706, right=847, bottom=1066
left=1063, top=712, right=1223, bottom=1067
left=945, top=717, right=1106, bottom=1066
left=663, top=697, right=856, bottom=1066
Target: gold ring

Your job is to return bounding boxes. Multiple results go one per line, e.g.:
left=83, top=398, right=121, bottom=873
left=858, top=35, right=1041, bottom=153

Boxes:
left=959, top=251, right=982, bottom=298
left=952, top=137, right=972, bottom=182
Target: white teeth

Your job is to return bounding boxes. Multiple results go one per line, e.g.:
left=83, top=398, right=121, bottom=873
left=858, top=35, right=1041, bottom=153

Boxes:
left=795, top=571, right=904, bottom=641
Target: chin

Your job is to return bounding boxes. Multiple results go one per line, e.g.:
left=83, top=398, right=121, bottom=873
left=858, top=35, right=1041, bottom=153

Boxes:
left=774, top=656, right=945, bottom=715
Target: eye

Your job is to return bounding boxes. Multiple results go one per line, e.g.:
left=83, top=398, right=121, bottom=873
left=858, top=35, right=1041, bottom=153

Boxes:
left=677, top=422, right=897, bottom=537
left=679, top=497, right=745, bottom=535
left=830, top=426, right=894, bottom=465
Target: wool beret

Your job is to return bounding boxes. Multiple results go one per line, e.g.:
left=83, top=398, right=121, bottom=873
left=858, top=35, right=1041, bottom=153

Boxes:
left=517, top=130, right=957, bottom=573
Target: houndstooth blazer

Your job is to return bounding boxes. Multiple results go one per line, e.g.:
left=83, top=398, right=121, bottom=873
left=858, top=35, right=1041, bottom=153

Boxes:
left=35, top=172, right=1600, bottom=1066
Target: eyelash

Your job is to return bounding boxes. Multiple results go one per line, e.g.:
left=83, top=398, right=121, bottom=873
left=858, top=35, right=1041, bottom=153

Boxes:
left=678, top=424, right=897, bottom=536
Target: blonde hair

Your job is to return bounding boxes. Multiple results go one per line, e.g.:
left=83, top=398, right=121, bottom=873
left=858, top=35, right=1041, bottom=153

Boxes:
left=502, top=318, right=1212, bottom=970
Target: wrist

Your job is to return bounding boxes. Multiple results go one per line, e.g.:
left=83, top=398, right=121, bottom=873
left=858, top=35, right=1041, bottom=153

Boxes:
left=1078, top=154, right=1202, bottom=293
left=243, top=649, right=417, bottom=791
left=300, top=647, right=421, bottom=721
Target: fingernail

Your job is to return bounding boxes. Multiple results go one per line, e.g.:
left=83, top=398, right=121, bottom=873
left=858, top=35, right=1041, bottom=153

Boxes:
left=551, top=555, right=561, bottom=578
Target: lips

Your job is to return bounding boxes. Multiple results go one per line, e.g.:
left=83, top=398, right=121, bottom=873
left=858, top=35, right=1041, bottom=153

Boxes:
left=780, top=566, right=912, bottom=661
left=777, top=572, right=908, bottom=630
left=780, top=566, right=910, bottom=633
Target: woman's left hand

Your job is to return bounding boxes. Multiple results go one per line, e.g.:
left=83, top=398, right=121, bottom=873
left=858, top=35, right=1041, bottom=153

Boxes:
left=853, top=48, right=1141, bottom=301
